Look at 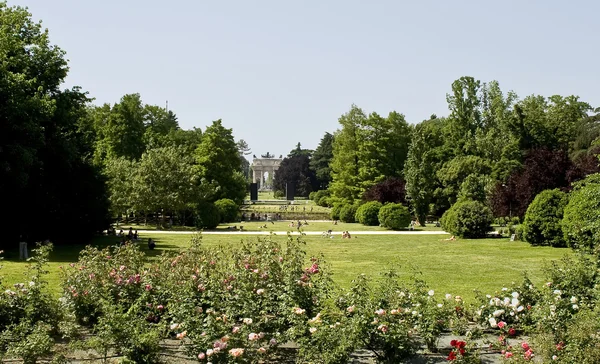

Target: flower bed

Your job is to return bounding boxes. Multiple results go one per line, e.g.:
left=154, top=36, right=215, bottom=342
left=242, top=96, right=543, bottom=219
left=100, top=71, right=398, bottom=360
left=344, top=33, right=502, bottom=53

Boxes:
left=0, top=237, right=598, bottom=363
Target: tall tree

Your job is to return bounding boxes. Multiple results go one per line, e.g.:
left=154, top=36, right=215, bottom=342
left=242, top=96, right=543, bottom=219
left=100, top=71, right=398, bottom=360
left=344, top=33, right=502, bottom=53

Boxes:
left=0, top=3, right=109, bottom=244
left=195, top=120, right=246, bottom=204
left=309, top=132, right=334, bottom=190
left=404, top=117, right=448, bottom=224
left=273, top=154, right=317, bottom=198
left=329, top=105, right=365, bottom=201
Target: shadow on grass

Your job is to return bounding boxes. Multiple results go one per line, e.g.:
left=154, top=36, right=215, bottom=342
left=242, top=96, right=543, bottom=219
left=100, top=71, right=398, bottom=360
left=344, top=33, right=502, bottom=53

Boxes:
left=1, top=235, right=186, bottom=263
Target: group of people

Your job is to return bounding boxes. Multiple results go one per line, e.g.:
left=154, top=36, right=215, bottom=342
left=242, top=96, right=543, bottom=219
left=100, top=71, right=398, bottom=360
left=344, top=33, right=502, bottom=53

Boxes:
left=341, top=231, right=352, bottom=239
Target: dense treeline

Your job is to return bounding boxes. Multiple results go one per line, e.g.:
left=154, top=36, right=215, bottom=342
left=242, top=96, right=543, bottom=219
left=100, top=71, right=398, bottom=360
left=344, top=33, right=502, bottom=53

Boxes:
left=307, top=78, right=600, bottom=233
left=0, top=4, right=249, bottom=247
left=2, top=2, right=599, bottom=247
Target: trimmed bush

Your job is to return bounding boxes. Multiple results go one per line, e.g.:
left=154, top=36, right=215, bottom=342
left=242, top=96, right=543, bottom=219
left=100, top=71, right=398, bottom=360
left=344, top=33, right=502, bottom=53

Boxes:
left=562, top=173, right=600, bottom=250
left=195, top=202, right=221, bottom=229
left=339, top=204, right=359, bottom=223
left=522, top=189, right=567, bottom=247
left=330, top=203, right=343, bottom=220
left=214, top=198, right=239, bottom=223
left=440, top=199, right=493, bottom=238
left=355, top=201, right=383, bottom=226
left=378, top=203, right=411, bottom=230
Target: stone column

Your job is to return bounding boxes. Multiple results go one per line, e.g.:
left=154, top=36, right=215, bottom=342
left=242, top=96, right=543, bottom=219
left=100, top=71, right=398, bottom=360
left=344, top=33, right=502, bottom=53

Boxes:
left=252, top=169, right=257, bottom=183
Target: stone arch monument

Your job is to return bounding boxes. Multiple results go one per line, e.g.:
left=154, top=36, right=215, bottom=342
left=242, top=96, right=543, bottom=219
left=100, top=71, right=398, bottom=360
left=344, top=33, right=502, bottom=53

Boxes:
left=251, top=155, right=282, bottom=191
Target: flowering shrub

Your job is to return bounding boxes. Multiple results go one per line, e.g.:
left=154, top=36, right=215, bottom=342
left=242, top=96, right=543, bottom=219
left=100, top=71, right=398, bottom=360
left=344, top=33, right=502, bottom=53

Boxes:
left=474, top=276, right=539, bottom=332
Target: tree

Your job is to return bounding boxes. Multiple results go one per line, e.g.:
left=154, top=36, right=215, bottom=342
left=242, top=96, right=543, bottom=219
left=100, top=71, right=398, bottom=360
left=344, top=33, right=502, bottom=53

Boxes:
left=236, top=139, right=252, bottom=181
left=196, top=120, right=246, bottom=204
left=445, top=76, right=482, bottom=155
left=309, top=132, right=334, bottom=190
left=0, top=3, right=109, bottom=244
left=273, top=153, right=317, bottom=198
left=214, top=198, right=239, bottom=223
left=489, top=149, right=572, bottom=218
left=134, top=145, right=198, bottom=227
left=329, top=105, right=365, bottom=201
left=522, top=189, right=568, bottom=247
left=437, top=155, right=492, bottom=207
left=363, top=177, right=407, bottom=205
left=92, top=94, right=147, bottom=165
left=404, top=117, right=447, bottom=225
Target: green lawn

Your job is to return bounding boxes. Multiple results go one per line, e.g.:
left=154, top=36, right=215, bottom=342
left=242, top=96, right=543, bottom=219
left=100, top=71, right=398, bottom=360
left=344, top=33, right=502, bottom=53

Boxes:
left=118, top=221, right=443, bottom=232
left=0, top=232, right=570, bottom=302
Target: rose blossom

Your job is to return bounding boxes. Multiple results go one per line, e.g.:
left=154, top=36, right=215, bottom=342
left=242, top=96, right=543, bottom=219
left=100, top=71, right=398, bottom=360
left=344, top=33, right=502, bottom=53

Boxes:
left=498, top=321, right=506, bottom=329
left=229, top=348, right=244, bottom=357
left=248, top=333, right=259, bottom=341
left=257, top=347, right=267, bottom=354
left=375, top=309, right=386, bottom=316
left=198, top=352, right=205, bottom=360
left=428, top=290, right=435, bottom=296
left=256, top=288, right=265, bottom=295
left=347, top=305, right=355, bottom=313
left=309, top=327, right=317, bottom=334
left=293, top=307, right=305, bottom=315
left=243, top=318, right=253, bottom=325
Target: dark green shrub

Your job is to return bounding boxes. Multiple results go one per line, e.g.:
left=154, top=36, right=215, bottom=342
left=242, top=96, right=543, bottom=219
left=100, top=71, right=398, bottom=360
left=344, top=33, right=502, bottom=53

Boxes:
left=522, top=189, right=567, bottom=247
left=355, top=201, right=382, bottom=226
left=378, top=203, right=411, bottom=230
left=214, top=198, right=239, bottom=223
left=562, top=173, right=600, bottom=250
left=330, top=203, right=343, bottom=220
left=195, top=202, right=221, bottom=229
left=339, top=204, right=359, bottom=223
left=309, top=191, right=317, bottom=201
left=312, top=189, right=330, bottom=202
left=440, top=199, right=493, bottom=238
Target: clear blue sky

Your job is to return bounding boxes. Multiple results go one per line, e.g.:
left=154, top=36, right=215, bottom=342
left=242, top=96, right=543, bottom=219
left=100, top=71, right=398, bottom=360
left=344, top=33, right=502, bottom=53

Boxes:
left=10, top=0, right=600, bottom=156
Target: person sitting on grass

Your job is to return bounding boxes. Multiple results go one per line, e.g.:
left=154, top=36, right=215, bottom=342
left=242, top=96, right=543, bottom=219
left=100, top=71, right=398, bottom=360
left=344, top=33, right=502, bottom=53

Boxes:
left=148, top=238, right=156, bottom=250
left=442, top=235, right=456, bottom=241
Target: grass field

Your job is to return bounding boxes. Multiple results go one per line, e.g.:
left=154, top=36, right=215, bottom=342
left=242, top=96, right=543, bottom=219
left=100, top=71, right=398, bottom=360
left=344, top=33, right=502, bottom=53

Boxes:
left=0, top=230, right=570, bottom=303
left=119, top=221, right=443, bottom=232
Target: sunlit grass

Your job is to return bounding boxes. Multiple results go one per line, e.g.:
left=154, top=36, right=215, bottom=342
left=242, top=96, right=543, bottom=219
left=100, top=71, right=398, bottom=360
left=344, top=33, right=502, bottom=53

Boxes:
left=0, top=233, right=570, bottom=303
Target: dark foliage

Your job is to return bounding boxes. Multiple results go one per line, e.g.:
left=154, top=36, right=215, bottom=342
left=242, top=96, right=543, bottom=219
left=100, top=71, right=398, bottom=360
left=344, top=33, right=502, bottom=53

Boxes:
left=273, top=154, right=318, bottom=197
left=363, top=177, right=407, bottom=204
left=489, top=149, right=572, bottom=218
left=522, top=189, right=568, bottom=247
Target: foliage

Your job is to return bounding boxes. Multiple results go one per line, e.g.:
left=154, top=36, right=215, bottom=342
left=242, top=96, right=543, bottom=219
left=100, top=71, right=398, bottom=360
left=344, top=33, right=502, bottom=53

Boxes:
left=330, top=203, right=343, bottom=220
left=522, top=189, right=568, bottom=247
left=196, top=120, right=247, bottom=204
left=339, top=204, right=359, bottom=223
left=214, top=198, right=239, bottom=223
left=404, top=117, right=447, bottom=225
left=0, top=3, right=110, bottom=244
left=457, top=174, right=489, bottom=203
left=363, top=177, right=407, bottom=204
left=195, top=202, right=221, bottom=229
left=355, top=201, right=382, bottom=226
left=309, top=132, right=335, bottom=190
left=273, top=153, right=317, bottom=198
left=378, top=203, right=411, bottom=230
left=440, top=200, right=493, bottom=238
left=489, top=149, right=572, bottom=218
left=562, top=173, right=600, bottom=250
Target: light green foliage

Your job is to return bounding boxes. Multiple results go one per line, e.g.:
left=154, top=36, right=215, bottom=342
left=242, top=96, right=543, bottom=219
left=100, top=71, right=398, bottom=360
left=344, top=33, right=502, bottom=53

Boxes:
left=445, top=76, right=482, bottom=155
left=339, top=203, right=359, bottom=223
left=404, top=117, right=447, bottom=224
left=378, top=203, right=411, bottom=230
left=214, top=198, right=239, bottom=222
left=196, top=120, right=247, bottom=204
left=522, top=189, right=568, bottom=247
left=103, top=157, right=137, bottom=217
left=134, top=145, right=198, bottom=217
left=330, top=203, right=343, bottom=220
left=330, top=105, right=364, bottom=201
left=437, top=155, right=492, bottom=206
left=440, top=199, right=493, bottom=238
left=562, top=173, right=600, bottom=250
left=457, top=174, right=490, bottom=203
left=355, top=201, right=382, bottom=226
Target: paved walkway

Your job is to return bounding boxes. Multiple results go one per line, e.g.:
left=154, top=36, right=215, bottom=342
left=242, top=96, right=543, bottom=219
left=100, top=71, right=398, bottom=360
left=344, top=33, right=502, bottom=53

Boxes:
left=135, top=230, right=449, bottom=236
